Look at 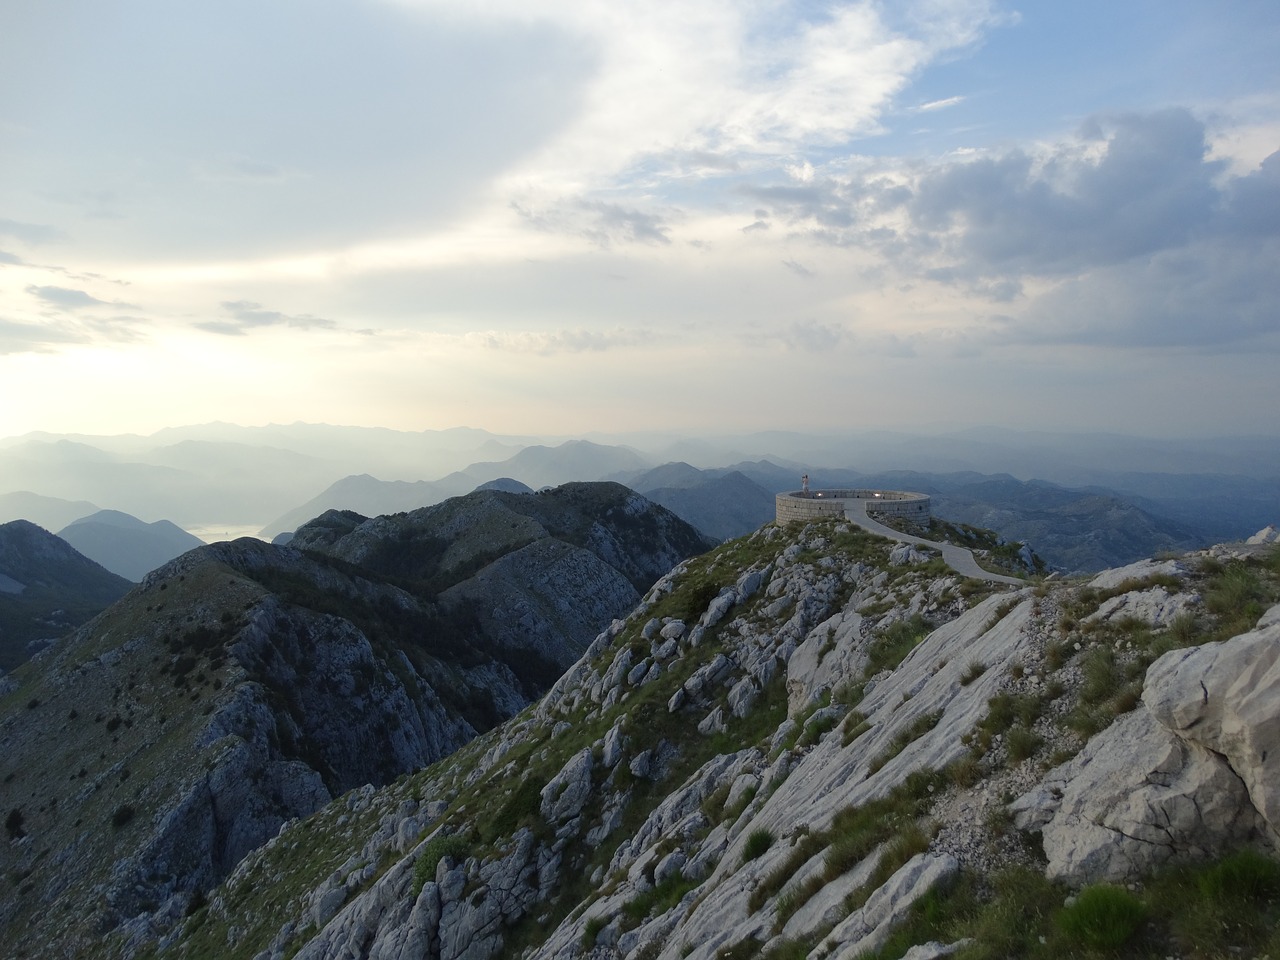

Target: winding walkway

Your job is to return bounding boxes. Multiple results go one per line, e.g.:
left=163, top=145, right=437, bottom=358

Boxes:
left=841, top=499, right=1027, bottom=587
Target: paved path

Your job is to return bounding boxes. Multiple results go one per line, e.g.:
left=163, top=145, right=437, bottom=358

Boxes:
left=841, top=500, right=1027, bottom=587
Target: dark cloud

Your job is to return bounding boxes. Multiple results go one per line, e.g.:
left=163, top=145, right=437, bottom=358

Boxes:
left=782, top=259, right=814, bottom=278
left=908, top=109, right=1224, bottom=275
left=740, top=182, right=858, bottom=230
left=0, top=218, right=65, bottom=246
left=514, top=199, right=673, bottom=248
left=199, top=300, right=337, bottom=336
left=580, top=202, right=671, bottom=248
left=742, top=219, right=770, bottom=233
left=193, top=320, right=250, bottom=337
left=26, top=285, right=114, bottom=309
left=1222, top=149, right=1280, bottom=239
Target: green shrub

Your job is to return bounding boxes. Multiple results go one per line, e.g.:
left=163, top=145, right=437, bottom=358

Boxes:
left=581, top=916, right=606, bottom=948
left=1056, top=884, right=1146, bottom=950
left=413, top=833, right=471, bottom=894
left=1080, top=647, right=1119, bottom=704
left=742, top=828, right=775, bottom=863
left=841, top=711, right=871, bottom=748
left=1197, top=848, right=1280, bottom=902
left=797, top=712, right=838, bottom=748
left=959, top=661, right=986, bottom=686
left=110, top=804, right=135, bottom=829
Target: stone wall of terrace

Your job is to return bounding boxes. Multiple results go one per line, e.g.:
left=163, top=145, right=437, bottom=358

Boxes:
left=775, top=489, right=931, bottom=524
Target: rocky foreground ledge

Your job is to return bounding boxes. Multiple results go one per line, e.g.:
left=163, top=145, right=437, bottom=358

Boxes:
left=122, top=525, right=1280, bottom=959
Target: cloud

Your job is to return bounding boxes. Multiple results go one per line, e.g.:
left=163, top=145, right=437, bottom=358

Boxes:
left=0, top=250, right=25, bottom=266
left=0, top=318, right=82, bottom=354
left=906, top=109, right=1225, bottom=275
left=196, top=300, right=338, bottom=336
left=782, top=259, right=814, bottom=278
left=470, top=327, right=653, bottom=355
left=1014, top=240, right=1280, bottom=350
left=26, top=285, right=121, bottom=310
left=84, top=315, right=149, bottom=344
left=914, top=95, right=965, bottom=113
left=0, top=218, right=65, bottom=246
left=514, top=199, right=673, bottom=248
left=785, top=320, right=843, bottom=351
left=733, top=108, right=1280, bottom=351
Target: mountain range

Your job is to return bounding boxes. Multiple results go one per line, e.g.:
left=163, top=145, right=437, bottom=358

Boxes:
left=0, top=483, right=709, bottom=957
left=2, top=488, right=1276, bottom=959
left=2, top=423, right=1276, bottom=548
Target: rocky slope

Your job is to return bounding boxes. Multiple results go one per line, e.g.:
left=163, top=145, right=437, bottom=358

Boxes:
left=0, top=519, right=132, bottom=671
left=0, top=483, right=709, bottom=958
left=132, top=519, right=1279, bottom=960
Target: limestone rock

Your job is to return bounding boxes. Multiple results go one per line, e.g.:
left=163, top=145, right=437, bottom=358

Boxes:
left=1085, top=586, right=1198, bottom=628
left=1088, top=558, right=1186, bottom=591
left=825, top=854, right=959, bottom=960
left=1142, top=612, right=1280, bottom=839
left=540, top=749, right=594, bottom=823
left=786, top=609, right=865, bottom=715
left=1012, top=706, right=1261, bottom=883
left=660, top=620, right=687, bottom=641
left=901, top=940, right=974, bottom=960
left=889, top=543, right=932, bottom=566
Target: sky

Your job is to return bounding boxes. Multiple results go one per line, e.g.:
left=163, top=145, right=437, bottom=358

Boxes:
left=1, top=0, right=1278, bottom=440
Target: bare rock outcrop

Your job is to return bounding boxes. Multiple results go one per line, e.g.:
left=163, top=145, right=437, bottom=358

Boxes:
left=1014, top=603, right=1280, bottom=882
left=1143, top=605, right=1280, bottom=840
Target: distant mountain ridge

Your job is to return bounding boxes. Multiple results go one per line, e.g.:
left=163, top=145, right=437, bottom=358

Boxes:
left=58, top=509, right=205, bottom=581
left=0, top=490, right=103, bottom=531
left=0, top=520, right=131, bottom=671
left=261, top=440, right=654, bottom=537
left=2, top=423, right=1275, bottom=569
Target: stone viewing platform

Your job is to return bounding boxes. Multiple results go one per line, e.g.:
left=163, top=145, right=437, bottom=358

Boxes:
left=777, top=482, right=1024, bottom=586
left=775, top=488, right=931, bottom=524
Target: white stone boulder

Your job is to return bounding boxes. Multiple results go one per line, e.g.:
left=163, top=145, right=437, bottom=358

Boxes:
left=1142, top=608, right=1280, bottom=840
left=1012, top=706, right=1261, bottom=884
left=1088, top=558, right=1186, bottom=591
left=1246, top=525, right=1278, bottom=545
left=1084, top=586, right=1198, bottom=628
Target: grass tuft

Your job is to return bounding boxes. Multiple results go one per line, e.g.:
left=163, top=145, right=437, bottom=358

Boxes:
left=742, top=828, right=775, bottom=863
left=1055, top=884, right=1146, bottom=950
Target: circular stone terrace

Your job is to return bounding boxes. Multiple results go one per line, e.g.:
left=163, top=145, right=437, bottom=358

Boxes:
left=775, top=488, right=931, bottom=524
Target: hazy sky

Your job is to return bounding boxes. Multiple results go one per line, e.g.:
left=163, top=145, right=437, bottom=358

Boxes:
left=2, top=0, right=1278, bottom=439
